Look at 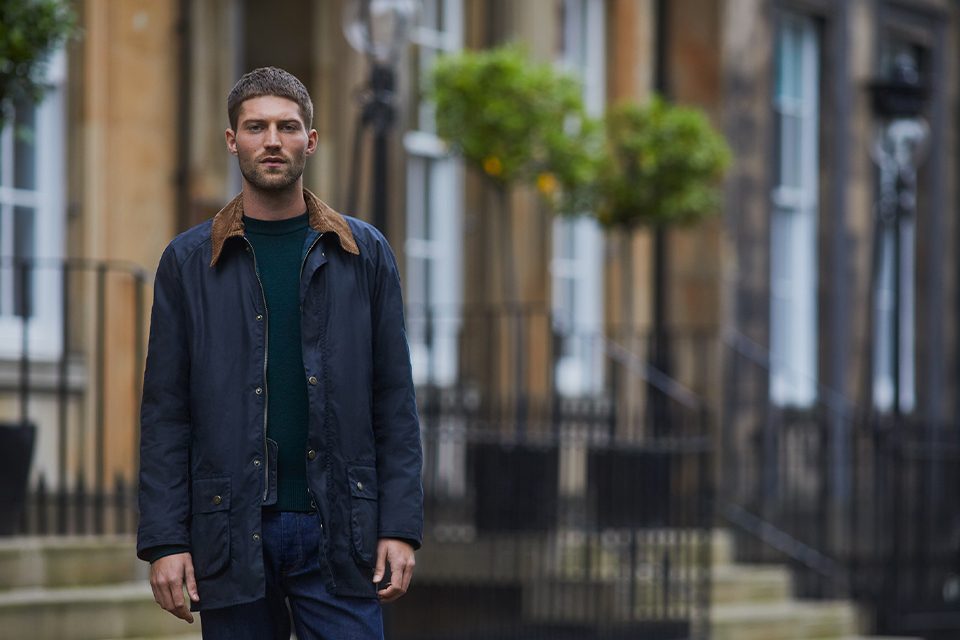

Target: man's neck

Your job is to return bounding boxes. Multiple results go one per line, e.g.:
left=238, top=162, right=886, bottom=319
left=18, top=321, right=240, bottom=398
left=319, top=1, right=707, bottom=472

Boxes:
left=241, top=182, right=306, bottom=221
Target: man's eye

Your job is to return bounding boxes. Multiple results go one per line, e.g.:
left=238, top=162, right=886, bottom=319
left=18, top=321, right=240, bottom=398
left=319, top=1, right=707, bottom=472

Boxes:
left=282, top=124, right=298, bottom=131
left=248, top=125, right=263, bottom=131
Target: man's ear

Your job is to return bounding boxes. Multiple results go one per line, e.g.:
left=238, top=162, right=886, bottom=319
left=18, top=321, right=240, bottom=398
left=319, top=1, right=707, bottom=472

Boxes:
left=225, top=128, right=238, bottom=155
left=306, top=129, right=319, bottom=156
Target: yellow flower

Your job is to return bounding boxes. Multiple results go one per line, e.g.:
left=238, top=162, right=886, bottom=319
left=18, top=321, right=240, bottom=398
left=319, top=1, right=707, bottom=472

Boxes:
left=536, top=172, right=558, bottom=195
left=483, top=156, right=503, bottom=176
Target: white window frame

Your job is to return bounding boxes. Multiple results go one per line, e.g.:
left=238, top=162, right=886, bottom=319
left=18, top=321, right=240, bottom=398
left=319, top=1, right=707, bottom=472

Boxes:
left=551, top=0, right=605, bottom=398
left=404, top=0, right=464, bottom=388
left=0, top=49, right=66, bottom=360
left=769, top=13, right=820, bottom=407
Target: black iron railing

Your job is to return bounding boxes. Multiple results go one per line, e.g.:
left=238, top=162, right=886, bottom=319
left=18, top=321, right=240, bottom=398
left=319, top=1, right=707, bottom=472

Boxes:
left=721, top=327, right=960, bottom=639
left=3, top=279, right=716, bottom=638
left=0, top=257, right=148, bottom=536
left=395, top=305, right=715, bottom=639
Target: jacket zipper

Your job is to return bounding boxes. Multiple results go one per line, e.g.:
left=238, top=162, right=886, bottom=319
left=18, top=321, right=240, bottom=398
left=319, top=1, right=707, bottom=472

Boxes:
left=298, top=231, right=336, bottom=589
left=299, top=232, right=324, bottom=287
left=244, top=237, right=271, bottom=502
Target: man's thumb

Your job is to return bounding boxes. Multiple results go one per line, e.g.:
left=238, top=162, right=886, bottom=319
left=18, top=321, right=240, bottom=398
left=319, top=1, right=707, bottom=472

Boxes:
left=185, top=561, right=199, bottom=601
left=373, top=545, right=386, bottom=583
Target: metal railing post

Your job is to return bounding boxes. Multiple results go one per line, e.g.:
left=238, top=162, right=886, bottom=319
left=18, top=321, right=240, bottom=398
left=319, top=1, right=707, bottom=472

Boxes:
left=94, top=263, right=107, bottom=534
left=57, top=260, right=70, bottom=533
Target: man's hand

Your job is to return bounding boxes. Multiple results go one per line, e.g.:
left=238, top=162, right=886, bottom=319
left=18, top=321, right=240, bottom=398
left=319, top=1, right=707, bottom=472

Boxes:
left=150, top=552, right=199, bottom=623
left=373, top=538, right=415, bottom=603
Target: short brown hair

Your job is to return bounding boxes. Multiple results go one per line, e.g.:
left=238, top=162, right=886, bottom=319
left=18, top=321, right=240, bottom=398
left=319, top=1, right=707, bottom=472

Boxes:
left=227, top=66, right=314, bottom=130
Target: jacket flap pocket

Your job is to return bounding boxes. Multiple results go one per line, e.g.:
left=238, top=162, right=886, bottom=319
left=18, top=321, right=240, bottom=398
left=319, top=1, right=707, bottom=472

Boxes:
left=192, top=477, right=231, bottom=514
left=347, top=465, right=377, bottom=500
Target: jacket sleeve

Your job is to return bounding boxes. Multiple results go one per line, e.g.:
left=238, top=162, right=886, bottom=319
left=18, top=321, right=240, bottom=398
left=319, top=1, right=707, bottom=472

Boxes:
left=137, top=244, right=192, bottom=561
left=369, top=230, right=424, bottom=549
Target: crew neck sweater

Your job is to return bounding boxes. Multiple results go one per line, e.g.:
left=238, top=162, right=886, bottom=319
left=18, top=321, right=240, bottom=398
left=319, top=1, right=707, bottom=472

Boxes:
left=244, top=212, right=312, bottom=512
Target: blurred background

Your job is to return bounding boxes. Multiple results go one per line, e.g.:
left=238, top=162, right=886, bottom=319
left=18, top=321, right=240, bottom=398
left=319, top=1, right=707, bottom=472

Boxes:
left=0, top=0, right=959, bottom=639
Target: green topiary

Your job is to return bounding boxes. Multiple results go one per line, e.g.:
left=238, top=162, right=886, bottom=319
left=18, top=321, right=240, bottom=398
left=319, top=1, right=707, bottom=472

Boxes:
left=597, top=96, right=731, bottom=229
left=429, top=44, right=601, bottom=215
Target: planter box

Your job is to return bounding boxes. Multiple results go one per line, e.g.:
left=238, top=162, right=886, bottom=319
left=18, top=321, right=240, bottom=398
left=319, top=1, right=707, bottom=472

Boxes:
left=0, top=421, right=36, bottom=536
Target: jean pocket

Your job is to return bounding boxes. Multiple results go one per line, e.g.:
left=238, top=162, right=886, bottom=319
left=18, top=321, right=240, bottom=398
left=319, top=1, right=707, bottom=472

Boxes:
left=190, top=476, right=231, bottom=578
left=347, top=464, right=378, bottom=567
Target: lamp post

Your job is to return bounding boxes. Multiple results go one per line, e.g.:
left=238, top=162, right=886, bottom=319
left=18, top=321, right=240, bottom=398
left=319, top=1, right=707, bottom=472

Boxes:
left=343, top=0, right=419, bottom=234
left=868, top=53, right=929, bottom=419
left=868, top=53, right=929, bottom=631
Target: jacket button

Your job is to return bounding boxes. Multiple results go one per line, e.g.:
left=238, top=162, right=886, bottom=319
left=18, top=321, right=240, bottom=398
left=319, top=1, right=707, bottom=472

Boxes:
left=212, top=495, right=222, bottom=505
left=253, top=458, right=261, bottom=468
left=256, top=314, right=263, bottom=321
left=255, top=387, right=263, bottom=395
left=307, top=449, right=317, bottom=461
left=308, top=376, right=318, bottom=385
left=356, top=481, right=364, bottom=491
left=252, top=533, right=261, bottom=542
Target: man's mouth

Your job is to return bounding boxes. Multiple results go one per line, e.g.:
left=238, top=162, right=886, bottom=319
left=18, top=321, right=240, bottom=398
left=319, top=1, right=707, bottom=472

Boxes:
left=260, top=157, right=286, bottom=166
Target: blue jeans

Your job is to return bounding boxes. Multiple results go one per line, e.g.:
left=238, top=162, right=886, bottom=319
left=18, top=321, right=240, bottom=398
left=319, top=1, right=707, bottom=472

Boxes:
left=200, top=510, right=384, bottom=640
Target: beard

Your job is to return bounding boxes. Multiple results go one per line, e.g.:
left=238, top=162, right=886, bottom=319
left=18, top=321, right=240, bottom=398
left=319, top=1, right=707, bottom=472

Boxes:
left=238, top=153, right=306, bottom=192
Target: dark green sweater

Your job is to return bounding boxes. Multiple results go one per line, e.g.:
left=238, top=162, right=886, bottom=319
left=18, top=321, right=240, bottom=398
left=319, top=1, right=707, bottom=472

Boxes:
left=244, top=212, right=313, bottom=512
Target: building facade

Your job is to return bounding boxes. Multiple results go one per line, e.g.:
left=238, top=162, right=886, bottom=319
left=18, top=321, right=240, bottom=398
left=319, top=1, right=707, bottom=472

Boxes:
left=3, top=0, right=960, bottom=635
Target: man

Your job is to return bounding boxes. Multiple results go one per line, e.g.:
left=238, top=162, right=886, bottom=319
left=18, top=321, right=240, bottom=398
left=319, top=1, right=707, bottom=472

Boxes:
left=137, top=66, right=423, bottom=640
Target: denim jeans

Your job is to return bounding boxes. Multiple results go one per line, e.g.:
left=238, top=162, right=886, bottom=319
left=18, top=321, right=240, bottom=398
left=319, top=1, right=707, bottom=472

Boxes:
left=200, top=510, right=384, bottom=640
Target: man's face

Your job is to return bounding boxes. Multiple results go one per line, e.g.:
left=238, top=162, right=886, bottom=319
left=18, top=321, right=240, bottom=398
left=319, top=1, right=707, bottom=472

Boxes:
left=225, top=95, right=318, bottom=192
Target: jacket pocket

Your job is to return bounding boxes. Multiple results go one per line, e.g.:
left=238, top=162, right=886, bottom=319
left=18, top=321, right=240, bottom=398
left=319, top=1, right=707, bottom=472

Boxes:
left=347, top=464, right=378, bottom=567
left=190, top=477, right=231, bottom=578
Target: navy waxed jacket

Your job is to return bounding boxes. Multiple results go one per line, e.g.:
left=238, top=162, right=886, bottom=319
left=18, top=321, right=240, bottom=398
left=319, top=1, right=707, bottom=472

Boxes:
left=136, top=189, right=423, bottom=610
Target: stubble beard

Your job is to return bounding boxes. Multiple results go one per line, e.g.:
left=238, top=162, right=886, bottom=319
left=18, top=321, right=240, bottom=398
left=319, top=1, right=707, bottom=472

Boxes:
left=239, top=154, right=306, bottom=192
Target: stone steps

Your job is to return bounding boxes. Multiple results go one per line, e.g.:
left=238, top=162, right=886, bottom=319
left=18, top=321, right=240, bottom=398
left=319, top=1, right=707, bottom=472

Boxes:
left=711, top=563, right=792, bottom=604
left=0, top=582, right=197, bottom=640
left=0, top=531, right=922, bottom=639
left=710, top=599, right=860, bottom=640
left=708, top=530, right=918, bottom=640
left=0, top=536, right=145, bottom=591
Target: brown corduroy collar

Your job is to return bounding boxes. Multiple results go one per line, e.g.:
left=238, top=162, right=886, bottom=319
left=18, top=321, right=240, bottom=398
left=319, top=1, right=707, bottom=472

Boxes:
left=209, top=188, right=360, bottom=267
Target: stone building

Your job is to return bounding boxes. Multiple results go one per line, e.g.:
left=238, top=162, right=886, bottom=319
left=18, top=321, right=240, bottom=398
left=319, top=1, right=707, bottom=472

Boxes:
left=3, top=0, right=960, bottom=637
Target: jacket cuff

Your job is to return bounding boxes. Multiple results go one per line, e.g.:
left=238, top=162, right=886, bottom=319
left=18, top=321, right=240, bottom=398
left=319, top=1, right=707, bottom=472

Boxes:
left=378, top=531, right=422, bottom=551
left=142, top=544, right=191, bottom=563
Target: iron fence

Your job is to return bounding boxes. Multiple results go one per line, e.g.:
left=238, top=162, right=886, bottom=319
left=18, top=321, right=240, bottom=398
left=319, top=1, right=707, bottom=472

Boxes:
left=721, top=328, right=960, bottom=639
left=1, top=257, right=147, bottom=536
left=1, top=267, right=716, bottom=638
left=393, top=385, right=712, bottom=640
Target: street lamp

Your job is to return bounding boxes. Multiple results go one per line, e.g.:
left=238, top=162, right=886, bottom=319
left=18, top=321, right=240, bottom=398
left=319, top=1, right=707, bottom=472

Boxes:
left=868, top=53, right=930, bottom=418
left=868, top=54, right=931, bottom=631
left=343, top=0, right=420, bottom=234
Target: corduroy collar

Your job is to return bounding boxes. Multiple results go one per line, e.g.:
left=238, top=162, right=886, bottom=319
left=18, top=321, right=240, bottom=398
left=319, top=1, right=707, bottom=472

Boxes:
left=209, top=188, right=360, bottom=267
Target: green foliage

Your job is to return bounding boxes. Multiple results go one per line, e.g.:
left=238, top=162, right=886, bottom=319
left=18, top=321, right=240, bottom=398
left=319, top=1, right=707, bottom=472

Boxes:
left=0, top=0, right=77, bottom=129
left=596, top=96, right=731, bottom=229
left=429, top=45, right=601, bottom=214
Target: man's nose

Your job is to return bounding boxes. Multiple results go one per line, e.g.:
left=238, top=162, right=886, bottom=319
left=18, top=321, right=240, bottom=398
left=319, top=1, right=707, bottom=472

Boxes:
left=265, top=125, right=281, bottom=147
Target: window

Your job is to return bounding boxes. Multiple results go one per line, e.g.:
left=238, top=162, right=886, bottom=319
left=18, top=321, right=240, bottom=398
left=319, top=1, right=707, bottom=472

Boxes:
left=551, top=0, right=605, bottom=397
left=769, top=14, right=820, bottom=407
left=0, top=50, right=66, bottom=359
left=404, top=0, right=464, bottom=387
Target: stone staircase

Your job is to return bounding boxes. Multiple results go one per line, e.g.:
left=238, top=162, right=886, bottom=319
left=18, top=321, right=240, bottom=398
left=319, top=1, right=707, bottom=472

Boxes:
left=0, top=537, right=199, bottom=640
left=709, top=531, right=919, bottom=640
left=0, top=532, right=923, bottom=639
